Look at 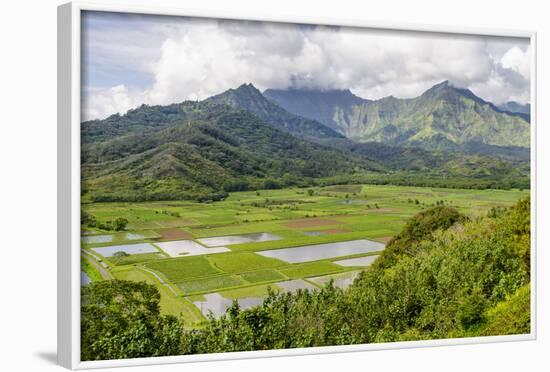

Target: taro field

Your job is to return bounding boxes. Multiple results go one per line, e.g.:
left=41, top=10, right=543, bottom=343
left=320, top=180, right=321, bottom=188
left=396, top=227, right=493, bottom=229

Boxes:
left=80, top=184, right=528, bottom=326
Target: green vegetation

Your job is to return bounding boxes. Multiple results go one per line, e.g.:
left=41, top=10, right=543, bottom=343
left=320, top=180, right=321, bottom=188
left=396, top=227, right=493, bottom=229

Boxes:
left=81, top=257, right=103, bottom=282
left=239, top=269, right=286, bottom=283
left=207, top=252, right=284, bottom=273
left=179, top=196, right=530, bottom=352
left=108, top=252, right=164, bottom=266
left=79, top=80, right=531, bottom=361
left=112, top=267, right=202, bottom=324
left=221, top=284, right=280, bottom=299
left=479, top=284, right=530, bottom=336
left=146, top=256, right=220, bottom=283
left=374, top=206, right=468, bottom=269
left=81, top=197, right=530, bottom=360
left=177, top=275, right=244, bottom=293
left=81, top=280, right=182, bottom=361
left=81, top=84, right=530, bottom=203
left=265, top=81, right=530, bottom=153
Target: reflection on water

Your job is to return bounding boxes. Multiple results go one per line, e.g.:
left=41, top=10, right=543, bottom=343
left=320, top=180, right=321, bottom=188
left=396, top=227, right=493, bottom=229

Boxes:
left=91, top=243, right=158, bottom=257
left=82, top=234, right=113, bottom=244
left=156, top=240, right=229, bottom=257
left=257, top=239, right=385, bottom=263
left=309, top=271, right=361, bottom=289
left=81, top=271, right=91, bottom=286
left=197, top=233, right=282, bottom=247
left=333, top=255, right=379, bottom=267
left=192, top=293, right=264, bottom=318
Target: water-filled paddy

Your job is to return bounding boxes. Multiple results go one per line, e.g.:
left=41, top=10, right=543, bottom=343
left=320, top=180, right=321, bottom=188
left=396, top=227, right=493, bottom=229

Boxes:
left=92, top=243, right=159, bottom=257
left=257, top=239, right=385, bottom=263
left=309, top=271, right=361, bottom=289
left=334, top=255, right=380, bottom=267
left=82, top=234, right=113, bottom=244
left=125, top=233, right=145, bottom=240
left=192, top=279, right=319, bottom=318
left=197, top=233, right=282, bottom=247
left=192, top=293, right=264, bottom=318
left=156, top=240, right=230, bottom=257
left=276, top=279, right=317, bottom=293
left=81, top=271, right=91, bottom=286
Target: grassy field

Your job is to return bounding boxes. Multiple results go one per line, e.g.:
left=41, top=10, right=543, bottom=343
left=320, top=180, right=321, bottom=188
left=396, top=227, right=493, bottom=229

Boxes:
left=81, top=184, right=528, bottom=324
left=112, top=266, right=203, bottom=326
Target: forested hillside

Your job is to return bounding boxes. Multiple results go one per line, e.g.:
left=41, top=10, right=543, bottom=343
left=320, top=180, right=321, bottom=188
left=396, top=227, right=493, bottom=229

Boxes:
left=81, top=102, right=375, bottom=202
left=264, top=81, right=530, bottom=156
left=80, top=83, right=530, bottom=202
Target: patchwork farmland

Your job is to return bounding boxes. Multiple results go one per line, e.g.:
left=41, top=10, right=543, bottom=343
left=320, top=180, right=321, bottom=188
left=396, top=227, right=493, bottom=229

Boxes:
left=81, top=184, right=527, bottom=326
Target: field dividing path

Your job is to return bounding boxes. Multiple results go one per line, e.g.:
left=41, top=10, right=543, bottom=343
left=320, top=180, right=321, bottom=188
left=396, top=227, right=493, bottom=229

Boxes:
left=82, top=250, right=112, bottom=280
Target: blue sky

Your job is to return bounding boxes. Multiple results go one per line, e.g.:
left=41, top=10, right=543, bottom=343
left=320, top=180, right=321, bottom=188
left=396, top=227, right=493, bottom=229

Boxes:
left=81, top=11, right=531, bottom=121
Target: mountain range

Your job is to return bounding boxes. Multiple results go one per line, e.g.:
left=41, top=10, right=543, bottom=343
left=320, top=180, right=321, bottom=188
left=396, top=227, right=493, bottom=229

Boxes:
left=81, top=81, right=530, bottom=202
left=264, top=81, right=530, bottom=154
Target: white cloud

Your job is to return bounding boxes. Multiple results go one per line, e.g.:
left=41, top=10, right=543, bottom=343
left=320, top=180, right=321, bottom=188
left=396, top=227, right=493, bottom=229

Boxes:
left=500, top=45, right=531, bottom=79
left=82, top=85, right=142, bottom=121
left=82, top=17, right=531, bottom=121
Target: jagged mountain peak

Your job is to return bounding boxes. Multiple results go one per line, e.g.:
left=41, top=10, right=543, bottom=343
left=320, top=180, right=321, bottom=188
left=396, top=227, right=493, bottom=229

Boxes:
left=265, top=79, right=530, bottom=151
left=206, top=83, right=345, bottom=140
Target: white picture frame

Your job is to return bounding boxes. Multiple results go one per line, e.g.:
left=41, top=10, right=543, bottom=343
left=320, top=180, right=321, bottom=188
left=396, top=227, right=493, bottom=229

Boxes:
left=58, top=1, right=537, bottom=369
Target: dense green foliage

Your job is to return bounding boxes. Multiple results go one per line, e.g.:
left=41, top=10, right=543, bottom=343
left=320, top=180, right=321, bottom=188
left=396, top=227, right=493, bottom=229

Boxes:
left=81, top=280, right=182, bottom=361
left=374, top=206, right=468, bottom=269
left=81, top=101, right=375, bottom=202
left=479, top=284, right=530, bottom=336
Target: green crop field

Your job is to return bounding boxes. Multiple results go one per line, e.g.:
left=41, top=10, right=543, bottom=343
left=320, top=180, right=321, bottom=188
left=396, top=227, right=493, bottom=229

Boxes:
left=81, top=184, right=528, bottom=326
left=207, top=252, right=285, bottom=273
left=177, top=275, right=244, bottom=293
left=112, top=267, right=203, bottom=326
left=239, top=269, right=287, bottom=283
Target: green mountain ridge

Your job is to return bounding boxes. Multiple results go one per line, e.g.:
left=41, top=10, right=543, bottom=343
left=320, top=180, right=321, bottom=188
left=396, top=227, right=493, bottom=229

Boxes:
left=264, top=81, right=531, bottom=154
left=206, top=83, right=345, bottom=141
left=81, top=83, right=530, bottom=202
left=81, top=102, right=374, bottom=202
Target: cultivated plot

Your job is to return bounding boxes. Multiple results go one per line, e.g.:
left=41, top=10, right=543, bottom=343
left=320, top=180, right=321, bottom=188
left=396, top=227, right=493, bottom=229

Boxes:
left=276, top=279, right=317, bottom=293
left=197, top=232, right=282, bottom=247
left=82, top=235, right=113, bottom=244
left=156, top=240, right=230, bottom=257
left=309, top=271, right=361, bottom=289
left=193, top=293, right=264, bottom=318
left=91, top=242, right=159, bottom=257
left=334, top=255, right=380, bottom=267
left=257, top=239, right=385, bottom=263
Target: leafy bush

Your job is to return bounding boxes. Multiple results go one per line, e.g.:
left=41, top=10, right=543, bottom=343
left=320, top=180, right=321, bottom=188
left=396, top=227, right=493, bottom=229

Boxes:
left=81, top=280, right=182, bottom=361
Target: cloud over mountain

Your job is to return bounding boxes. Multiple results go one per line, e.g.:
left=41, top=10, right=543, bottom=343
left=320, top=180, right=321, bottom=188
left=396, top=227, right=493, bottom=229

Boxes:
left=81, top=12, right=531, bottom=120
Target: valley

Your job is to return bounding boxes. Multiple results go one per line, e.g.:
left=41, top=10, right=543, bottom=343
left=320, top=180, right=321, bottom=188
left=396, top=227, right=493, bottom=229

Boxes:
left=81, top=183, right=527, bottom=326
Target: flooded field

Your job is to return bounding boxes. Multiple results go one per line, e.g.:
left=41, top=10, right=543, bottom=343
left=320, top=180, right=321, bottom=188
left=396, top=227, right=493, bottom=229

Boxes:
left=309, top=271, right=361, bottom=289
left=92, top=243, right=159, bottom=257
left=257, top=239, right=385, bottom=263
left=156, top=240, right=230, bottom=257
left=81, top=271, right=91, bottom=286
left=334, top=255, right=380, bottom=267
left=82, top=234, right=113, bottom=244
left=192, top=279, right=320, bottom=318
left=276, top=279, right=317, bottom=293
left=192, top=293, right=264, bottom=318
left=197, top=233, right=282, bottom=247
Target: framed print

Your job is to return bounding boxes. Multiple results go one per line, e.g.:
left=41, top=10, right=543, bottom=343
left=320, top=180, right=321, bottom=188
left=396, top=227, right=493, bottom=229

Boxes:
left=58, top=1, right=537, bottom=369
